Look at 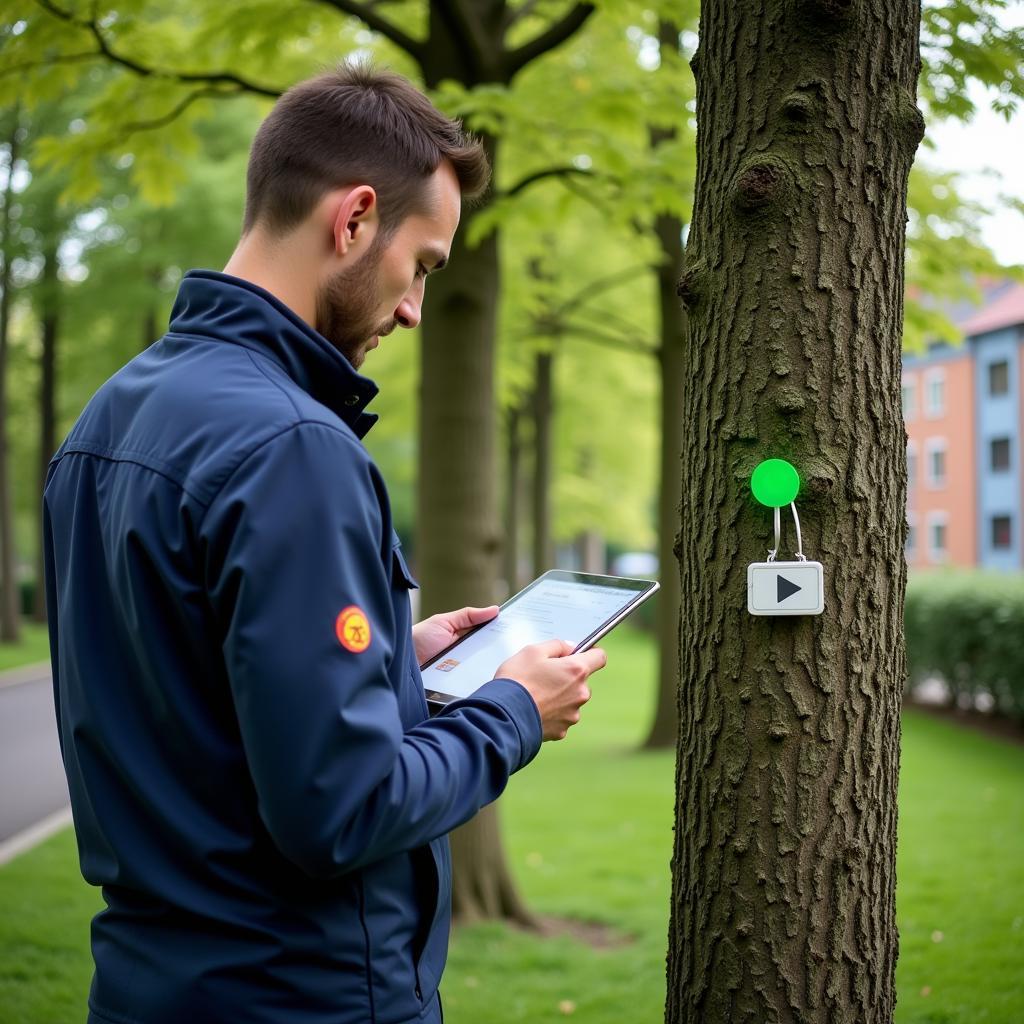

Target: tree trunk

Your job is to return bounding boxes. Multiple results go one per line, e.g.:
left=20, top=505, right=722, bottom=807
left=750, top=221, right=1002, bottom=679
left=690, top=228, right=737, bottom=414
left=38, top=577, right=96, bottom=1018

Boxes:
left=642, top=19, right=689, bottom=750
left=417, top=192, right=502, bottom=619
left=0, top=113, right=22, bottom=643
left=643, top=209, right=686, bottom=750
left=531, top=349, right=554, bottom=577
left=504, top=404, right=523, bottom=594
left=665, top=1, right=922, bottom=1021
left=33, top=236, right=58, bottom=624
left=416, top=0, right=595, bottom=928
left=417, top=138, right=530, bottom=926
left=447, top=800, right=536, bottom=928
left=576, top=530, right=604, bottom=574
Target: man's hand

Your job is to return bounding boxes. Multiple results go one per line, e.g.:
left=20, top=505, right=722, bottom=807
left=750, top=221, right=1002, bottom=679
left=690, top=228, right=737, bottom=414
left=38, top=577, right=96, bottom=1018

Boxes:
left=495, top=639, right=607, bottom=741
left=413, top=605, right=499, bottom=667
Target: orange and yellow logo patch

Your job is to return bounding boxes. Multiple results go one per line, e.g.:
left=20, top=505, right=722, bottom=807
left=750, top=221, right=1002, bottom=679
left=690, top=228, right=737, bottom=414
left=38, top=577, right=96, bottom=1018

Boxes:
left=335, top=606, right=372, bottom=653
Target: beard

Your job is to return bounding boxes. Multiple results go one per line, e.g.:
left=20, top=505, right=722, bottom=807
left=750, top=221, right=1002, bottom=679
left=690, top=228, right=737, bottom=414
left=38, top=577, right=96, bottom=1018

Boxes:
left=315, top=241, right=396, bottom=369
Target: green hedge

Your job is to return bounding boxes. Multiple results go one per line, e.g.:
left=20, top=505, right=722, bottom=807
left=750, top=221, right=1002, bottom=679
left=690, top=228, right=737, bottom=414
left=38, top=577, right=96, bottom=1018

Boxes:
left=905, top=570, right=1024, bottom=721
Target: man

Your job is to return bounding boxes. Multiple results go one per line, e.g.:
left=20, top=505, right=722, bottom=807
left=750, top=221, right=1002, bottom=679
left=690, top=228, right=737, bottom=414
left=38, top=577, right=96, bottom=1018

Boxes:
left=43, top=64, right=605, bottom=1024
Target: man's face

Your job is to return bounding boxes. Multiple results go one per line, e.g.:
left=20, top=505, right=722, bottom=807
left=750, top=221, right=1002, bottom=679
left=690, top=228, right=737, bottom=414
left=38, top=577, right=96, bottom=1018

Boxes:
left=316, top=162, right=461, bottom=369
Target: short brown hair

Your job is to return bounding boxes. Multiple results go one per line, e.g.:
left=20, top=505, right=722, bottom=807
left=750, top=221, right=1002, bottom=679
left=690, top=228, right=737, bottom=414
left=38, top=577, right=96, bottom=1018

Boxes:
left=243, top=63, right=490, bottom=237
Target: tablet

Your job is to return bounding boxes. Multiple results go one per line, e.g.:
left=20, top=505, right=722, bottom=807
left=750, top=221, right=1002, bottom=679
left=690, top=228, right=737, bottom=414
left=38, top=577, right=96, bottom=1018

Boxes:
left=421, top=570, right=659, bottom=712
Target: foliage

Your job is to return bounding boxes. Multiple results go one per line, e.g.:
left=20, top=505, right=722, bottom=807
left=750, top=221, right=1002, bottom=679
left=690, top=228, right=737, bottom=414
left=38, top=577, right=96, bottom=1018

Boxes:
left=904, top=162, right=1017, bottom=352
left=2, top=631, right=1023, bottom=1024
left=0, top=0, right=1021, bottom=567
left=0, top=0, right=700, bottom=563
left=920, top=0, right=1024, bottom=120
left=905, top=569, right=1024, bottom=720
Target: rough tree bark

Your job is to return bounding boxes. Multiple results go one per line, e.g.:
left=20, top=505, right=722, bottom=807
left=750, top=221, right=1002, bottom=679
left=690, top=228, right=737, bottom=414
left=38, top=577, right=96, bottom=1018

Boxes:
left=0, top=112, right=22, bottom=643
left=666, top=1, right=923, bottom=1021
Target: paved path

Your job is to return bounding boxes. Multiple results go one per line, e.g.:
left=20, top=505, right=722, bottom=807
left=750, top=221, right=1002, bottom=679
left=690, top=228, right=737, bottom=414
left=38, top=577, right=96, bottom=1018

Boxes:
left=0, top=663, right=71, bottom=857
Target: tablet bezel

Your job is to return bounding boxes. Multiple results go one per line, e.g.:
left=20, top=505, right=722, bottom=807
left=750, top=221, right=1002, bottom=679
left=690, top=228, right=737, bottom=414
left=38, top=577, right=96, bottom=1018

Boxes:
left=421, top=569, right=660, bottom=713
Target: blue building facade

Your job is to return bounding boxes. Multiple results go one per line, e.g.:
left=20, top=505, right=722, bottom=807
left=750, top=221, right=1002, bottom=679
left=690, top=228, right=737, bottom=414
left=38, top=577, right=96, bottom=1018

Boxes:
left=972, top=327, right=1022, bottom=569
left=902, top=280, right=1024, bottom=571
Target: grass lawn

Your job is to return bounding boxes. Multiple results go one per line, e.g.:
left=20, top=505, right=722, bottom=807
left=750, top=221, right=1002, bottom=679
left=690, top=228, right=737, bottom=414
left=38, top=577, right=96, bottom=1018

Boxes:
left=0, top=622, right=51, bottom=673
left=1, top=627, right=1022, bottom=1022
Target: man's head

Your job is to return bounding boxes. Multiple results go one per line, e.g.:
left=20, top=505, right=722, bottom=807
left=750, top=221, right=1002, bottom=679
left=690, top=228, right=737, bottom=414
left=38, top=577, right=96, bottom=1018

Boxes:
left=237, top=64, right=490, bottom=367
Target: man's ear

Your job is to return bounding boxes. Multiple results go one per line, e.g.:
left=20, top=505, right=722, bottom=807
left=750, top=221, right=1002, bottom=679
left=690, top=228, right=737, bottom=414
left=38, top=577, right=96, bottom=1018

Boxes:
left=331, top=185, right=379, bottom=257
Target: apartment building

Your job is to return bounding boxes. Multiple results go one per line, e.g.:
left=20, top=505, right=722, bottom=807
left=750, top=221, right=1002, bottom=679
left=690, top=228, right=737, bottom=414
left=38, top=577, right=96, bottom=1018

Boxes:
left=965, top=283, right=1024, bottom=569
left=902, top=280, right=1024, bottom=570
left=903, top=345, right=976, bottom=567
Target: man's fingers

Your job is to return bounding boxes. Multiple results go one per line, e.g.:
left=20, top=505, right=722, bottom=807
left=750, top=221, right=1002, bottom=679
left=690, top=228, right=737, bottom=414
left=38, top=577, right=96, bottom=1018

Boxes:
left=449, top=605, right=499, bottom=631
left=574, top=647, right=607, bottom=674
left=530, top=638, right=576, bottom=659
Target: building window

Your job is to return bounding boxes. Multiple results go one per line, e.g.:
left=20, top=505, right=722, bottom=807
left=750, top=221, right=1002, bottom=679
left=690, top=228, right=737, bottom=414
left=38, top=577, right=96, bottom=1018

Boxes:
left=906, top=515, right=917, bottom=558
left=927, top=513, right=948, bottom=563
left=924, top=369, right=946, bottom=418
left=901, top=379, right=917, bottom=420
left=992, top=515, right=1012, bottom=550
left=989, top=360, right=1010, bottom=397
left=906, top=442, right=918, bottom=487
left=925, top=439, right=947, bottom=488
left=991, top=437, right=1011, bottom=473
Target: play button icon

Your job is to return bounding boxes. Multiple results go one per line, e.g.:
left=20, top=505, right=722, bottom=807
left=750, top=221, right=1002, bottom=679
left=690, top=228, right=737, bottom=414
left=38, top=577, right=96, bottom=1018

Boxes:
left=777, top=574, right=802, bottom=602
left=747, top=560, right=825, bottom=616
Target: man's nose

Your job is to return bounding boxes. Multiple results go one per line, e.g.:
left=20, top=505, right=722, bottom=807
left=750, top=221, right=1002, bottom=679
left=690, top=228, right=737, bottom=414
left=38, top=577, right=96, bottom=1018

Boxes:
left=395, top=290, right=422, bottom=329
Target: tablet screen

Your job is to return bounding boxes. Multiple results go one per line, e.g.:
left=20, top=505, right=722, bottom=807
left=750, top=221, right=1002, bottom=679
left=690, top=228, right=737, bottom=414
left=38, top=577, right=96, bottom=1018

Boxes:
left=421, top=571, right=654, bottom=702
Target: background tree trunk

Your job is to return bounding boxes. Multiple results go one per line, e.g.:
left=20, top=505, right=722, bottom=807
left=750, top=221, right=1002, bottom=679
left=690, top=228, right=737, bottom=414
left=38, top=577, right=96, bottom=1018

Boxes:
left=642, top=18, right=688, bottom=750
left=415, top=0, right=596, bottom=927
left=417, top=138, right=528, bottom=926
left=576, top=529, right=604, bottom=573
left=665, top=1, right=923, bottom=1020
left=0, top=112, right=22, bottom=642
left=531, top=349, right=554, bottom=577
left=447, top=800, right=536, bottom=928
left=643, top=208, right=686, bottom=750
left=504, top=403, right=523, bottom=594
left=33, top=234, right=58, bottom=624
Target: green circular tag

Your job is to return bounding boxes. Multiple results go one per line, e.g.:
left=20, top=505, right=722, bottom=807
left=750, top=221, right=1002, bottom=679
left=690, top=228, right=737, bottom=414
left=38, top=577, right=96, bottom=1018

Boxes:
left=751, top=459, right=800, bottom=507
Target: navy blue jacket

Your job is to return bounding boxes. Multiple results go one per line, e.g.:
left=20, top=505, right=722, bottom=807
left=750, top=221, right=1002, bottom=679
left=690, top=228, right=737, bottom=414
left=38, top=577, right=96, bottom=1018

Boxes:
left=43, top=270, right=543, bottom=1024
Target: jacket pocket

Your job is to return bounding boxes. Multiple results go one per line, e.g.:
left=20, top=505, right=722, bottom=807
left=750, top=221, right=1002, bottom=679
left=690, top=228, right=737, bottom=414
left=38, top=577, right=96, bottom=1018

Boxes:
left=412, top=837, right=451, bottom=1002
left=391, top=533, right=419, bottom=590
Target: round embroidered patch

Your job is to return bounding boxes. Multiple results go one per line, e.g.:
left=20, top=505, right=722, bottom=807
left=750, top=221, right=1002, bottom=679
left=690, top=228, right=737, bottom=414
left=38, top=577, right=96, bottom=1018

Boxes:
left=335, top=606, right=372, bottom=653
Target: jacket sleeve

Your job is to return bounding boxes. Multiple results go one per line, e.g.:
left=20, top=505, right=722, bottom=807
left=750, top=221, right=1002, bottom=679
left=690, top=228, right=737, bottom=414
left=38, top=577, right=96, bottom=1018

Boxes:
left=200, top=421, right=542, bottom=878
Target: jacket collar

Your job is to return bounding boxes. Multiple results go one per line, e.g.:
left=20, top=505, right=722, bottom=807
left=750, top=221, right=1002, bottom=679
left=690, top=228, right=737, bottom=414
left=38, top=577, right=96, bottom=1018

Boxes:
left=168, top=270, right=379, bottom=439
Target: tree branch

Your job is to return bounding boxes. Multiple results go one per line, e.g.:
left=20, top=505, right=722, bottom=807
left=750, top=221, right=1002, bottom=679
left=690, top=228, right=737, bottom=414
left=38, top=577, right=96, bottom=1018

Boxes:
left=34, top=0, right=283, bottom=97
left=504, top=2, right=595, bottom=77
left=555, top=263, right=653, bottom=318
left=312, top=0, right=425, bottom=61
left=0, top=50, right=100, bottom=80
left=119, top=87, right=239, bottom=137
left=430, top=0, right=491, bottom=76
left=502, top=164, right=593, bottom=198
left=561, top=320, right=656, bottom=356
left=558, top=169, right=613, bottom=217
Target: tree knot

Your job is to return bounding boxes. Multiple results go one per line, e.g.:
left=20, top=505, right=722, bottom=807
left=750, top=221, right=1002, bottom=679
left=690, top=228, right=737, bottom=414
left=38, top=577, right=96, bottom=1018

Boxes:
left=802, top=0, right=856, bottom=23
left=733, top=155, right=792, bottom=212
left=676, top=258, right=706, bottom=310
